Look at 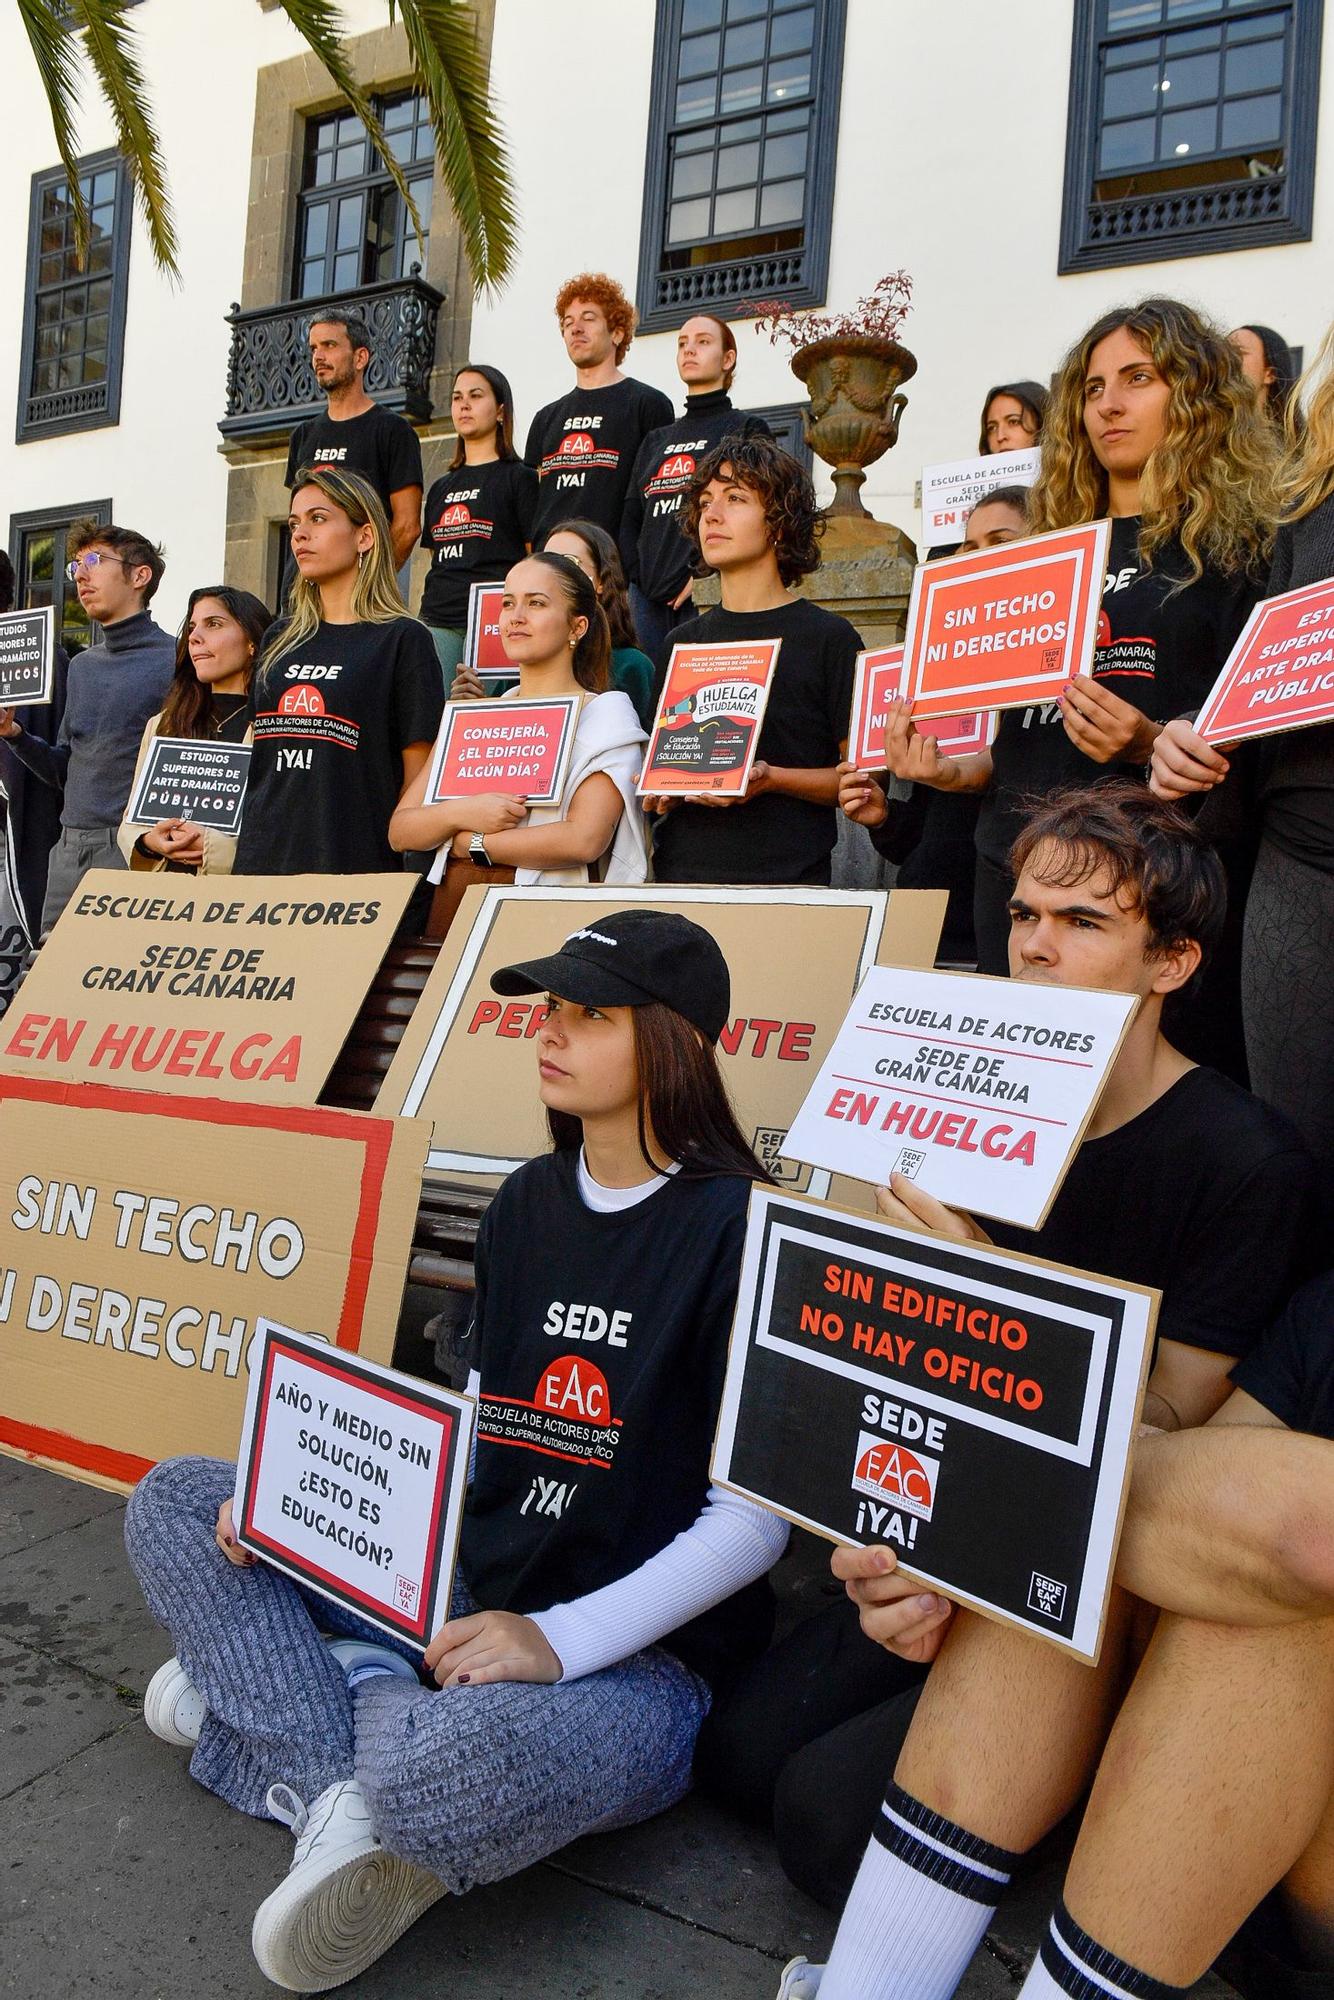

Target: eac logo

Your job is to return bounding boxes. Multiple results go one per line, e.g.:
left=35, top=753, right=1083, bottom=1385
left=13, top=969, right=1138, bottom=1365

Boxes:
left=850, top=1429, right=941, bottom=1522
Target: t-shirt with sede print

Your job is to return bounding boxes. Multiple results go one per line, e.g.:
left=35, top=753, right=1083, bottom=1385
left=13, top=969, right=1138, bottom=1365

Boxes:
left=524, top=376, right=674, bottom=542
left=233, top=617, right=443, bottom=876
left=459, top=1147, right=774, bottom=1693
left=417, top=458, right=538, bottom=628
left=285, top=403, right=424, bottom=517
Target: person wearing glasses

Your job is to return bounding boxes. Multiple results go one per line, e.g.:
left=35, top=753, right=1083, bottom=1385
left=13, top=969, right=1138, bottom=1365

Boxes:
left=0, top=520, right=175, bottom=934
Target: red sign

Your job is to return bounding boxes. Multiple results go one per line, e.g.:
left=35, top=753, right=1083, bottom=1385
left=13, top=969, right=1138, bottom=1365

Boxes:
left=464, top=581, right=514, bottom=680
left=901, top=522, right=1110, bottom=720
left=639, top=639, right=781, bottom=796
left=1195, top=577, right=1334, bottom=746
left=849, top=646, right=996, bottom=768
left=424, top=695, right=580, bottom=809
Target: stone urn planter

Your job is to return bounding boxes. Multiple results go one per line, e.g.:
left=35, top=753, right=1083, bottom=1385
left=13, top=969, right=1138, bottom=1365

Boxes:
left=791, top=333, right=917, bottom=518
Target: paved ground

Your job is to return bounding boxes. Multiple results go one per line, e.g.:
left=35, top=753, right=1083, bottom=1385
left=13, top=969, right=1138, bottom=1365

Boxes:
left=0, top=1448, right=1239, bottom=1999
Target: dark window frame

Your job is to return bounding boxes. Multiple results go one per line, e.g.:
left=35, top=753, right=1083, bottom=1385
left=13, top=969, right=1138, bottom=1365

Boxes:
left=749, top=400, right=812, bottom=473
left=292, top=88, right=435, bottom=302
left=1059, top=0, right=1322, bottom=272
left=8, top=497, right=114, bottom=657
left=636, top=0, right=846, bottom=334
left=16, top=151, right=131, bottom=444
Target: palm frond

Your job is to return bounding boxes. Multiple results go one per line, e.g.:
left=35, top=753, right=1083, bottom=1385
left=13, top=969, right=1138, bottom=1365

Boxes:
left=395, top=0, right=518, bottom=295
left=68, top=0, right=179, bottom=278
left=15, top=0, right=91, bottom=264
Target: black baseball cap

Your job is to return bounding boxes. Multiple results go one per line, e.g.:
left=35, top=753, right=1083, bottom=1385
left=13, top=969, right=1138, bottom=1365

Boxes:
left=490, top=909, right=732, bottom=1042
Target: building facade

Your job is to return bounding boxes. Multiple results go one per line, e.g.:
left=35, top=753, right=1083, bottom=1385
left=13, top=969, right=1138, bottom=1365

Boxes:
left=1, top=0, right=1329, bottom=645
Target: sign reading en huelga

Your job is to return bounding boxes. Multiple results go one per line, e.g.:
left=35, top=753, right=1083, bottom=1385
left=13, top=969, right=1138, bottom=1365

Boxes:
left=711, top=1190, right=1157, bottom=1661
left=0, top=605, right=55, bottom=707
left=234, top=1321, right=473, bottom=1648
left=126, top=737, right=252, bottom=835
left=919, top=447, right=1040, bottom=543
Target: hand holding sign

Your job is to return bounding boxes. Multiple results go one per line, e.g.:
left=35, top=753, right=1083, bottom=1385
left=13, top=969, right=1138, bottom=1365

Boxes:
left=424, top=1609, right=562, bottom=1688
left=1193, top=576, right=1334, bottom=747
left=1060, top=676, right=1158, bottom=765
left=832, top=1544, right=954, bottom=1663
left=1149, top=717, right=1231, bottom=802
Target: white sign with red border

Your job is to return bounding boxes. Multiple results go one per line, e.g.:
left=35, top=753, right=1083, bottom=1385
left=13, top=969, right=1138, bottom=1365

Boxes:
left=849, top=646, right=997, bottom=768
left=423, top=695, right=580, bottom=809
left=1194, top=576, right=1334, bottom=746
left=464, top=580, right=516, bottom=682
left=919, top=448, right=1040, bottom=543
left=234, top=1320, right=473, bottom=1649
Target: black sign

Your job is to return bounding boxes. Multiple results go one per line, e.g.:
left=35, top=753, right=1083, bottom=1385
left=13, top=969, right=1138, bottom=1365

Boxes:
left=0, top=607, right=54, bottom=707
left=711, top=1191, right=1157, bottom=1660
left=126, top=737, right=252, bottom=835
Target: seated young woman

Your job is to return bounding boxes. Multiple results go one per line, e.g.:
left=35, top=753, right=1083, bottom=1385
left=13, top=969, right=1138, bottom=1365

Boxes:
left=115, top=585, right=270, bottom=875
left=390, top=550, right=647, bottom=927
left=124, top=909, right=787, bottom=1993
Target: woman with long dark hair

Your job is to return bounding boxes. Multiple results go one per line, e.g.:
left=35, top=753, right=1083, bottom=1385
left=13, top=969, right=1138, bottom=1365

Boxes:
left=1228, top=323, right=1299, bottom=433
left=977, top=379, right=1048, bottom=456
left=541, top=518, right=658, bottom=729
left=115, top=585, right=270, bottom=874
left=124, top=911, right=786, bottom=1993
left=418, top=365, right=537, bottom=679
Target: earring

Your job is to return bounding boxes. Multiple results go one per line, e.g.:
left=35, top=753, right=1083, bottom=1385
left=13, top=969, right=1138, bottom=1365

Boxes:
left=358, top=550, right=366, bottom=571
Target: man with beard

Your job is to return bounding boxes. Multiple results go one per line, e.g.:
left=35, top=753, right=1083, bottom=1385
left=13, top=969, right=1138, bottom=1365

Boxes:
left=285, top=311, right=423, bottom=569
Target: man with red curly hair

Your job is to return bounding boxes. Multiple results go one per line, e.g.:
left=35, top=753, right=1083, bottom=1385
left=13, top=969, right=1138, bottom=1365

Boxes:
left=525, top=272, right=673, bottom=544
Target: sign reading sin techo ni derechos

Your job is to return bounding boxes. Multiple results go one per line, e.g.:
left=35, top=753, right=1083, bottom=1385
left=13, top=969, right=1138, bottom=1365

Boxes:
left=781, top=965, right=1137, bottom=1230
left=423, top=696, right=580, bottom=810
left=639, top=640, right=781, bottom=796
left=0, top=605, right=55, bottom=707
left=848, top=646, right=996, bottom=768
left=901, top=521, right=1111, bottom=720
left=234, top=1321, right=473, bottom=1648
left=1194, top=575, right=1334, bottom=746
left=126, top=737, right=252, bottom=835
left=710, top=1190, right=1157, bottom=1661
left=464, top=581, right=515, bottom=681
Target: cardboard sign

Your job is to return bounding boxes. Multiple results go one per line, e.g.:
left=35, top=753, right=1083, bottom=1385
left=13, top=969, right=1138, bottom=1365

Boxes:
left=0, top=1074, right=429, bottom=1494
left=0, top=606, right=54, bottom=707
left=1195, top=577, right=1334, bottom=746
left=919, top=448, right=1040, bottom=543
left=0, top=870, right=412, bottom=1104
left=424, top=696, right=580, bottom=810
left=639, top=640, right=780, bottom=796
left=235, top=1321, right=472, bottom=1648
left=375, top=883, right=947, bottom=1199
left=464, top=581, right=515, bottom=681
left=849, top=646, right=996, bottom=768
left=902, top=522, right=1110, bottom=720
left=782, top=965, right=1136, bottom=1229
left=126, top=738, right=252, bottom=835
left=711, top=1190, right=1157, bottom=1660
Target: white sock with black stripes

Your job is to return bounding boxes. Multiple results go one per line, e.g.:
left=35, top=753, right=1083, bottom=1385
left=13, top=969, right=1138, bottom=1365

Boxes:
left=1019, top=1901, right=1193, bottom=1998
left=819, top=1781, right=1022, bottom=2000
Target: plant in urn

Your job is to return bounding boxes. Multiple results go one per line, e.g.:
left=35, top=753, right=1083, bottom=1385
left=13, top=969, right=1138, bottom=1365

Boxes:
left=746, top=272, right=916, bottom=518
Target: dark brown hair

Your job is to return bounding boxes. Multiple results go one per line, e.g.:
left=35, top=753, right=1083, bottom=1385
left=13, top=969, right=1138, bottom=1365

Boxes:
left=448, top=362, right=519, bottom=471
left=160, top=586, right=271, bottom=738
left=520, top=551, right=611, bottom=693
left=68, top=519, right=166, bottom=602
left=540, top=518, right=638, bottom=649
left=681, top=432, right=822, bottom=586
left=548, top=1000, right=771, bottom=1181
left=555, top=271, right=637, bottom=363
left=1009, top=780, right=1225, bottom=982
left=978, top=381, right=1048, bottom=454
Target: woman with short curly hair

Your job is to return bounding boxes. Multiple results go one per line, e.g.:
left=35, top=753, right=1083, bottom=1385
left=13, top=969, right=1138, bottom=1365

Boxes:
left=649, top=432, right=862, bottom=886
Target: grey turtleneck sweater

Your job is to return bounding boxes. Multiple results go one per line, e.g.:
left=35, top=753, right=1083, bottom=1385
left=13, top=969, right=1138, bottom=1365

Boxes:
left=8, top=608, right=175, bottom=828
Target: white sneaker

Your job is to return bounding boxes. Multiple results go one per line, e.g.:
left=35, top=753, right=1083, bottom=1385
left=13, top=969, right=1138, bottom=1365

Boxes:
left=143, top=1657, right=206, bottom=1748
left=325, top=1640, right=419, bottom=1690
left=252, top=1777, right=445, bottom=1992
left=776, top=1958, right=825, bottom=1998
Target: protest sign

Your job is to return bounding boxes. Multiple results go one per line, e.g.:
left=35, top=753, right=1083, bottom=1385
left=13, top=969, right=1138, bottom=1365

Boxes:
left=782, top=965, right=1136, bottom=1228
left=423, top=696, right=579, bottom=810
left=1195, top=576, right=1334, bottom=746
left=0, top=870, right=411, bottom=1103
left=0, top=1073, right=429, bottom=1494
left=234, top=1321, right=472, bottom=1647
left=0, top=606, right=54, bottom=707
left=125, top=738, right=252, bottom=835
left=639, top=639, right=780, bottom=796
left=375, top=883, right=946, bottom=1200
left=902, top=522, right=1110, bottom=720
left=919, top=447, right=1040, bottom=544
left=712, top=1190, right=1156, bottom=1660
left=464, top=581, right=515, bottom=681
left=848, top=646, right=996, bottom=768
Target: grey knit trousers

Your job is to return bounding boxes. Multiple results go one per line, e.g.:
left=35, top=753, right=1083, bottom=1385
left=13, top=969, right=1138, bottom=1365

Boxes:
left=124, top=1456, right=709, bottom=1893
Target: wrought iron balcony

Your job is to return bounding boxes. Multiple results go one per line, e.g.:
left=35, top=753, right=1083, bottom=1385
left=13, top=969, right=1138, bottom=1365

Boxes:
left=218, top=270, right=444, bottom=442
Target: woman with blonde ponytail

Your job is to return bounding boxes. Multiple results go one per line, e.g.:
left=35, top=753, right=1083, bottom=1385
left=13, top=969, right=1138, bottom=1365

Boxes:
left=233, top=467, right=443, bottom=877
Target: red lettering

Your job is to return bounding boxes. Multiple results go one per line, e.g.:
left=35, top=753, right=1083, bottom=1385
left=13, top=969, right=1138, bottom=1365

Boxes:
left=165, top=1028, right=207, bottom=1077
left=497, top=1003, right=529, bottom=1038
left=197, top=1030, right=226, bottom=1080
left=749, top=1018, right=781, bottom=1058
left=716, top=1019, right=744, bottom=1056
left=778, top=1021, right=815, bottom=1062
left=468, top=1001, right=502, bottom=1033
left=89, top=1022, right=136, bottom=1070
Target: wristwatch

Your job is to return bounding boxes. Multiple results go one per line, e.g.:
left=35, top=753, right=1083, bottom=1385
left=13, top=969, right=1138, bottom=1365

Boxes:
left=468, top=832, right=494, bottom=867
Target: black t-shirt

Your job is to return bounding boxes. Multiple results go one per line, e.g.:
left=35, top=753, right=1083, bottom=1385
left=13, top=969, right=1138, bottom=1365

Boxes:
left=459, top=1150, right=772, bottom=1690
left=977, top=517, right=1260, bottom=867
left=234, top=617, right=443, bottom=875
left=620, top=392, right=769, bottom=603
left=651, top=597, right=861, bottom=886
left=285, top=403, right=424, bottom=514
left=417, top=458, right=538, bottom=627
left=1231, top=1272, right=1334, bottom=1437
left=524, top=377, right=675, bottom=542
left=988, top=1067, right=1312, bottom=1357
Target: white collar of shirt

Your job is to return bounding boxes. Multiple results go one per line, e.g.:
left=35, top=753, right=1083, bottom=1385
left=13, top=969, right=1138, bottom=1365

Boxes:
left=576, top=1146, right=679, bottom=1212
